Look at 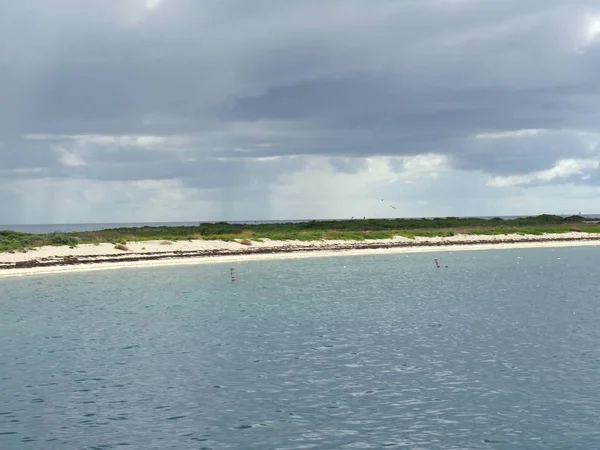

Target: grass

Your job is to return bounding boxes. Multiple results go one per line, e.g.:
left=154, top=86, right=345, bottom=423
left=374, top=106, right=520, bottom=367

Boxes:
left=1, top=214, right=598, bottom=252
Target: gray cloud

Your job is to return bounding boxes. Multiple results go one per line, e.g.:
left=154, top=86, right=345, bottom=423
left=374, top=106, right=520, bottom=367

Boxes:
left=2, top=0, right=600, bottom=222
left=328, top=157, right=369, bottom=174
left=455, top=131, right=596, bottom=175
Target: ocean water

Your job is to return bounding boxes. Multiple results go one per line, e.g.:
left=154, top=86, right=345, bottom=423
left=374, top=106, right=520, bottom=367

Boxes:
left=1, top=247, right=600, bottom=449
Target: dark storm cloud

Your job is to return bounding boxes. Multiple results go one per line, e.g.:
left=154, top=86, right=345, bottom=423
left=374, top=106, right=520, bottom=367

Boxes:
left=455, top=131, right=596, bottom=175
left=0, top=138, right=61, bottom=170
left=1, top=0, right=600, bottom=185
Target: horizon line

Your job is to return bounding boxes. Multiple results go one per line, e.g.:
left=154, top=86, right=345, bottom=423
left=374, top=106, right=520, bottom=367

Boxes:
left=1, top=213, right=596, bottom=227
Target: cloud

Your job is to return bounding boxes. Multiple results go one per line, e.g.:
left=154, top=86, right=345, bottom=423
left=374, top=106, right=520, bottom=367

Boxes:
left=581, top=12, right=600, bottom=49
left=53, top=144, right=87, bottom=167
left=454, top=129, right=596, bottom=175
left=488, top=158, right=600, bottom=187
left=2, top=0, right=600, bottom=222
left=328, top=157, right=369, bottom=174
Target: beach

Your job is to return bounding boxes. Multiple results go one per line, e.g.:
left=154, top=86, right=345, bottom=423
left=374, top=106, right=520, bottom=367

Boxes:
left=1, top=231, right=599, bottom=277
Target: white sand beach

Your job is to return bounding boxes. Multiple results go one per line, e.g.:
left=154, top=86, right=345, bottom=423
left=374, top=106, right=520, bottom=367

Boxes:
left=0, top=232, right=599, bottom=277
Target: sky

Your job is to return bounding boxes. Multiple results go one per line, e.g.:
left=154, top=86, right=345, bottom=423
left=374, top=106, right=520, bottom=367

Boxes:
left=2, top=0, right=600, bottom=224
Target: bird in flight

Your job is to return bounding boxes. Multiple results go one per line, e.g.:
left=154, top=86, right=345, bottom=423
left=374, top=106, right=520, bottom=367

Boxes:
left=382, top=199, right=396, bottom=209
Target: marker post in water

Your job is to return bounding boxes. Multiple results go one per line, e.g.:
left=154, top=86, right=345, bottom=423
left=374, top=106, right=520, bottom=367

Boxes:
left=230, top=267, right=236, bottom=283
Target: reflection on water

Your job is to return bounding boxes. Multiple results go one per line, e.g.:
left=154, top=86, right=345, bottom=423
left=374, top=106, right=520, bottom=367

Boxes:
left=1, top=247, right=600, bottom=449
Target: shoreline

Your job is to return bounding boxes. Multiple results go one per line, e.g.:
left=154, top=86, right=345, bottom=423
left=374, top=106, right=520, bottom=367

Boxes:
left=1, top=232, right=599, bottom=278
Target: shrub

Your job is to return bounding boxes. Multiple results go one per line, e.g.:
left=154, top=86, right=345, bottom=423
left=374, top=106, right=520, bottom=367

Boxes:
left=50, top=234, right=80, bottom=247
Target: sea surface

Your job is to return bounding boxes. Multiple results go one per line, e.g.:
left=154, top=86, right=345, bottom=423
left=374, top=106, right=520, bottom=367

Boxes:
left=1, top=247, right=600, bottom=449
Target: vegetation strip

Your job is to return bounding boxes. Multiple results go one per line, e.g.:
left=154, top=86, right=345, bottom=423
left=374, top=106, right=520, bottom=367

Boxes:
left=1, top=214, right=599, bottom=253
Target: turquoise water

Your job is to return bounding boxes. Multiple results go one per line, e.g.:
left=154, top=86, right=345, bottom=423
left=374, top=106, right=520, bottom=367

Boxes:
left=1, top=247, right=600, bottom=449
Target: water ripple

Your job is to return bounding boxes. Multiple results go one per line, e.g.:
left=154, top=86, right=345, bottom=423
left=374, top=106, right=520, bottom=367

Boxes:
left=1, top=248, right=600, bottom=448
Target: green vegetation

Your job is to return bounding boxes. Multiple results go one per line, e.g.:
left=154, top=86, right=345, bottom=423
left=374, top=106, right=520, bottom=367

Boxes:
left=1, top=214, right=598, bottom=252
left=0, top=231, right=81, bottom=252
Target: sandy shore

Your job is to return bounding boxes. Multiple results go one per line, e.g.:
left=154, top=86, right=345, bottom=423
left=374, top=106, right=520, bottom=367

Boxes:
left=1, top=232, right=599, bottom=277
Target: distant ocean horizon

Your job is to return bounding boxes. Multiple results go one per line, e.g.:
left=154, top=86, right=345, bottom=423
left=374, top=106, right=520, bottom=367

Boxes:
left=2, top=214, right=599, bottom=234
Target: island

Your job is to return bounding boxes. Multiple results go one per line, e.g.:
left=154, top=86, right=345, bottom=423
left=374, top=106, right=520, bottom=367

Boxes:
left=1, top=214, right=599, bottom=277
